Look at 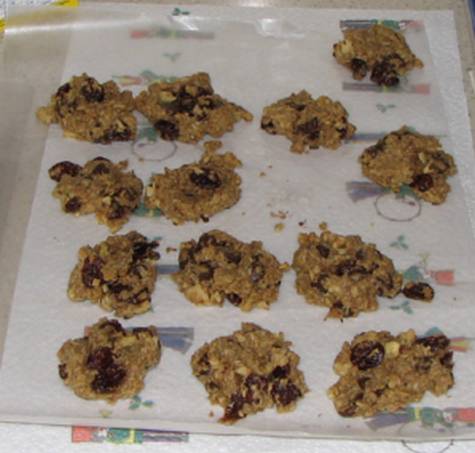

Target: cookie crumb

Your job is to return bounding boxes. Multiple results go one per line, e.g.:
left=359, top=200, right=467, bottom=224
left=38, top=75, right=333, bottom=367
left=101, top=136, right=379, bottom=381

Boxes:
left=271, top=210, right=288, bottom=219
left=298, top=220, right=306, bottom=227
left=402, top=281, right=434, bottom=302
left=259, top=171, right=267, bottom=177
left=166, top=246, right=177, bottom=253
left=274, top=222, right=285, bottom=232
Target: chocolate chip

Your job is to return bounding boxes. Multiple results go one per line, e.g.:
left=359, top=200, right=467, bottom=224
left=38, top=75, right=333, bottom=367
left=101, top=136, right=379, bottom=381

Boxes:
left=108, top=282, right=131, bottom=294
left=80, top=77, right=105, bottom=102
left=91, top=363, right=126, bottom=393
left=91, top=163, right=110, bottom=175
left=357, top=376, right=369, bottom=389
left=226, top=293, right=242, bottom=306
left=402, top=282, right=434, bottom=301
left=416, top=335, right=450, bottom=352
left=81, top=257, right=104, bottom=288
left=440, top=351, right=454, bottom=369
left=370, top=60, right=399, bottom=86
left=49, top=161, right=82, bottom=182
left=271, top=382, right=301, bottom=406
left=97, top=124, right=133, bottom=144
left=295, top=118, right=320, bottom=140
left=190, top=168, right=222, bottom=189
left=100, top=319, right=125, bottom=332
left=58, top=364, right=68, bottom=380
left=168, top=88, right=197, bottom=113
left=107, top=203, right=126, bottom=220
left=261, top=118, right=277, bottom=134
left=335, top=259, right=356, bottom=276
left=311, top=273, right=329, bottom=293
left=87, top=347, right=115, bottom=370
left=198, top=261, right=215, bottom=281
left=316, top=244, right=330, bottom=258
left=350, top=58, right=368, bottom=79
left=223, top=393, right=245, bottom=421
left=224, top=249, right=242, bottom=264
left=410, top=174, right=434, bottom=192
left=350, top=341, right=385, bottom=370
left=56, top=82, right=71, bottom=97
left=154, top=119, right=179, bottom=141
left=355, top=249, right=366, bottom=260
left=270, top=364, right=290, bottom=379
left=288, top=102, right=306, bottom=112
left=64, top=196, right=82, bottom=213
left=197, top=353, right=211, bottom=376
left=132, top=240, right=159, bottom=262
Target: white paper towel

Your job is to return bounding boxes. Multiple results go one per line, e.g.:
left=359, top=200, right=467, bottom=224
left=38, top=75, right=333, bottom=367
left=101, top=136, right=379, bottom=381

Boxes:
left=1, top=4, right=475, bottom=442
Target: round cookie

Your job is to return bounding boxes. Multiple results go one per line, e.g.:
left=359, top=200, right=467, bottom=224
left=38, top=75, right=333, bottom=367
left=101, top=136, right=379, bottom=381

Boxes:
left=37, top=73, right=136, bottom=143
left=328, top=330, right=454, bottom=417
left=68, top=231, right=159, bottom=318
left=135, top=72, right=253, bottom=143
left=333, top=24, right=423, bottom=86
left=359, top=127, right=457, bottom=204
left=173, top=229, right=286, bottom=311
left=191, top=322, right=308, bottom=423
left=144, top=141, right=242, bottom=224
left=292, top=224, right=403, bottom=318
left=49, top=157, right=143, bottom=232
left=57, top=318, right=161, bottom=403
left=261, top=90, right=356, bottom=153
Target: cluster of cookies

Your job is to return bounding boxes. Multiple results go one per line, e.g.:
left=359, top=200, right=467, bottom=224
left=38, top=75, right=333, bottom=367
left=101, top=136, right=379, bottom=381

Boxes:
left=40, top=24, right=457, bottom=423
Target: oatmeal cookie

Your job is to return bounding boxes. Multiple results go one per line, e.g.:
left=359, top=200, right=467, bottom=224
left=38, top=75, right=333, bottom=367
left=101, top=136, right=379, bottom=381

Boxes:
left=292, top=225, right=402, bottom=318
left=144, top=141, right=241, bottom=224
left=191, top=322, right=308, bottom=423
left=333, top=24, right=423, bottom=86
left=37, top=73, right=136, bottom=143
left=173, top=230, right=285, bottom=311
left=49, top=157, right=143, bottom=232
left=57, top=318, right=161, bottom=403
left=261, top=91, right=356, bottom=153
left=328, top=330, right=454, bottom=417
left=359, top=127, right=457, bottom=204
left=68, top=231, right=159, bottom=318
left=135, top=72, right=253, bottom=143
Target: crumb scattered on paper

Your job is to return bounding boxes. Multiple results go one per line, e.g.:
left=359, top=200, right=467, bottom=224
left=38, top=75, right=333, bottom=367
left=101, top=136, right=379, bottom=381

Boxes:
left=166, top=247, right=177, bottom=253
left=271, top=210, right=288, bottom=219
left=274, top=222, right=285, bottom=232
left=298, top=220, right=306, bottom=227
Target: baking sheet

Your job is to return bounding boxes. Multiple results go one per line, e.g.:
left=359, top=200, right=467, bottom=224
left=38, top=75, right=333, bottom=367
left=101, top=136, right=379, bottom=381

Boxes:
left=1, top=3, right=475, bottom=440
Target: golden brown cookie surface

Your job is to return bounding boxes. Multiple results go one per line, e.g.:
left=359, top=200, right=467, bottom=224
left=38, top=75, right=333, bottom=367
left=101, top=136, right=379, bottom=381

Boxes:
left=49, top=157, right=143, bottom=232
left=37, top=73, right=136, bottom=143
left=136, top=72, right=253, bottom=143
left=191, top=323, right=308, bottom=423
left=57, top=318, right=161, bottom=403
left=292, top=225, right=402, bottom=318
left=68, top=231, right=159, bottom=318
left=145, top=142, right=241, bottom=224
left=359, top=127, right=457, bottom=204
left=261, top=91, right=356, bottom=153
left=333, top=24, right=423, bottom=86
left=173, top=230, right=285, bottom=311
left=328, top=330, right=454, bottom=417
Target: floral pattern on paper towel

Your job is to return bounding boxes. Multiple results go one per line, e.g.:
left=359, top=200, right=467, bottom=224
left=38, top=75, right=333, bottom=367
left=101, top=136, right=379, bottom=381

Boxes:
left=112, top=70, right=178, bottom=87
left=346, top=181, right=422, bottom=222
left=129, top=394, right=154, bottom=410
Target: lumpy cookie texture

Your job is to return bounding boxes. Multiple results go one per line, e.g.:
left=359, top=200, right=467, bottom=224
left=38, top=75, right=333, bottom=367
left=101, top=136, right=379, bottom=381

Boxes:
left=68, top=231, right=159, bottom=318
left=328, top=330, right=454, bottom=417
left=191, top=322, right=308, bottom=423
left=173, top=230, right=285, bottom=311
left=261, top=90, right=356, bottom=153
left=292, top=225, right=402, bottom=318
left=145, top=141, right=241, bottom=224
left=333, top=24, right=423, bottom=86
left=49, top=157, right=143, bottom=232
left=57, top=318, right=161, bottom=403
left=36, top=73, right=136, bottom=143
left=359, top=127, right=457, bottom=204
left=135, top=72, right=253, bottom=143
